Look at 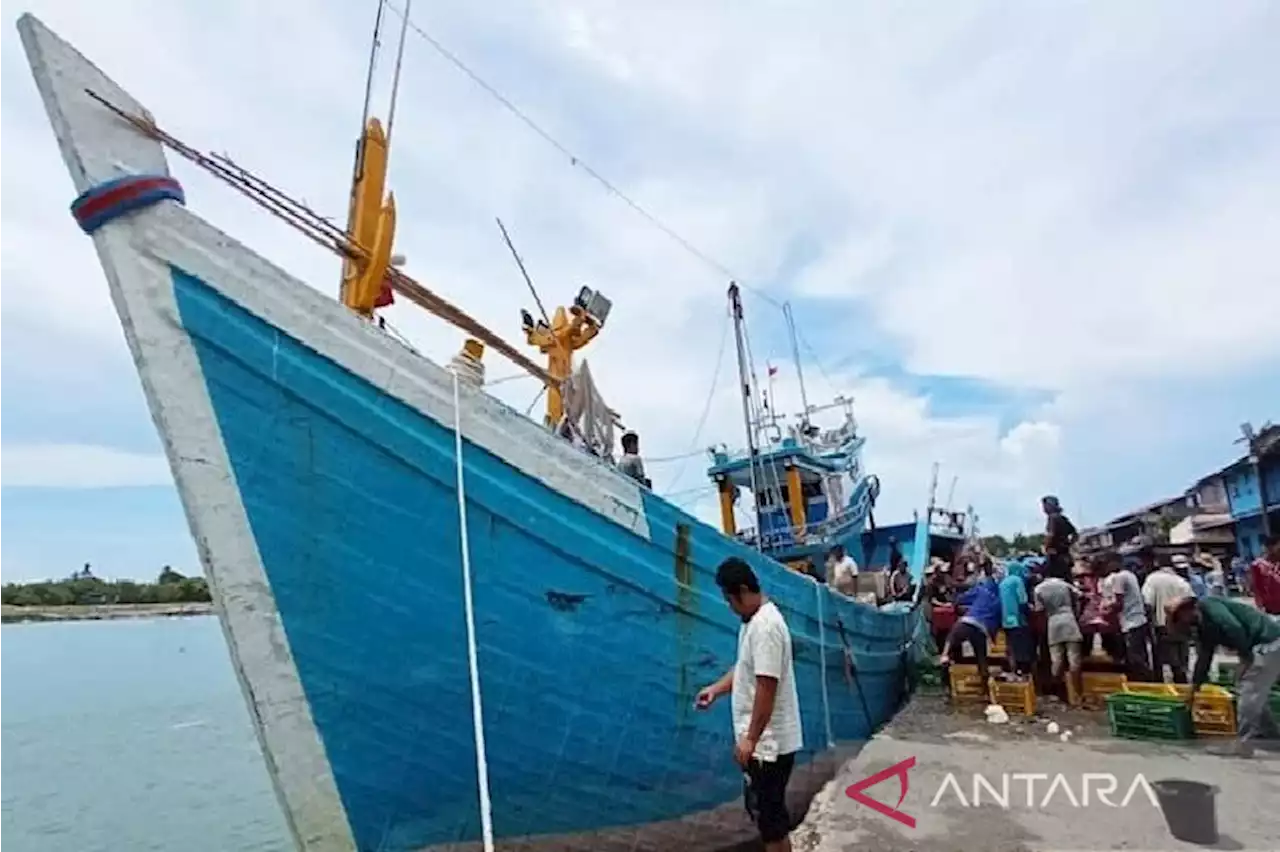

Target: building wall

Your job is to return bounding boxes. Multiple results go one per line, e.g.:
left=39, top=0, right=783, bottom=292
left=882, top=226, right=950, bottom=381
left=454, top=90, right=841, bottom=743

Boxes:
left=1225, top=458, right=1280, bottom=519
left=1264, top=457, right=1280, bottom=506
left=1191, top=477, right=1229, bottom=513
left=1225, top=466, right=1262, bottom=517
left=1235, top=515, right=1267, bottom=561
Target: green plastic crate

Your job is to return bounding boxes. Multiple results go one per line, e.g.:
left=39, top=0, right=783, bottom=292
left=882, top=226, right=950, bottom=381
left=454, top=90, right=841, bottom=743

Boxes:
left=1106, top=692, right=1194, bottom=741
left=1213, top=661, right=1241, bottom=687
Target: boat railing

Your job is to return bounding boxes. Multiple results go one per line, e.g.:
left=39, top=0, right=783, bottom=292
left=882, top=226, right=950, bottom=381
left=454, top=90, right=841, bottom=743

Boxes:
left=733, top=506, right=868, bottom=552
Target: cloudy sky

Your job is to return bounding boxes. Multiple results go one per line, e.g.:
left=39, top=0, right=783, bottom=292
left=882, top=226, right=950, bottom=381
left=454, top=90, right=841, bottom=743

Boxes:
left=3, top=1, right=1278, bottom=582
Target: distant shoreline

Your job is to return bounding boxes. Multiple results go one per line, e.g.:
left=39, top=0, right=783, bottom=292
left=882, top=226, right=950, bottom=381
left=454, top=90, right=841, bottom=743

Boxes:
left=1, top=602, right=215, bottom=624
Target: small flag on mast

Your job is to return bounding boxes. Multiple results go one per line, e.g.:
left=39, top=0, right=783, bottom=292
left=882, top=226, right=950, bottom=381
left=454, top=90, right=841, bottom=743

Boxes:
left=767, top=363, right=779, bottom=377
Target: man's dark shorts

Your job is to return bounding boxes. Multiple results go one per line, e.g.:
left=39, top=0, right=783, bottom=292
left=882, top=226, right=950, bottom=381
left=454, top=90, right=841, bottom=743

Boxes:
left=744, top=752, right=796, bottom=843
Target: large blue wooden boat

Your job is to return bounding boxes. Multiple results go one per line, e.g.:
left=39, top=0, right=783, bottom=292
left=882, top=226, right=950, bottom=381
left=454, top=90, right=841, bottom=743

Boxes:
left=20, top=15, right=965, bottom=851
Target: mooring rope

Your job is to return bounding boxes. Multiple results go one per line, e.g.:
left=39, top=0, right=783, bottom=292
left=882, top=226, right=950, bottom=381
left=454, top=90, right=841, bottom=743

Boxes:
left=452, top=371, right=495, bottom=851
left=815, top=583, right=835, bottom=749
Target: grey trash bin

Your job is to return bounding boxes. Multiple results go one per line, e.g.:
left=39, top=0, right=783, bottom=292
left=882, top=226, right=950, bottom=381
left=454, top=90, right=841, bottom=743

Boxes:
left=1153, top=779, right=1218, bottom=845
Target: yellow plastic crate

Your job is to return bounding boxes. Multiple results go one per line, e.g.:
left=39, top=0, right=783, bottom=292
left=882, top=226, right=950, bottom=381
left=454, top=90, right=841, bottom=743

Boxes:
left=1080, top=672, right=1128, bottom=708
left=1171, top=684, right=1237, bottom=737
left=990, top=678, right=1036, bottom=716
left=949, top=663, right=998, bottom=702
left=1122, top=683, right=1177, bottom=697
left=990, top=630, right=1008, bottom=658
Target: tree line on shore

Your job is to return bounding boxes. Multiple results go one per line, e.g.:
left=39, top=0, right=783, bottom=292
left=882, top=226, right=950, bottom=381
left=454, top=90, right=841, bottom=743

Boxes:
left=1, top=564, right=211, bottom=607
left=2, top=532, right=1048, bottom=608
left=980, top=533, right=1046, bottom=557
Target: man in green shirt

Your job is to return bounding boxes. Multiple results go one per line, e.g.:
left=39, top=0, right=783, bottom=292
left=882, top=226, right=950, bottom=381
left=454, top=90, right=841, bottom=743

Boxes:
left=1168, top=595, right=1280, bottom=756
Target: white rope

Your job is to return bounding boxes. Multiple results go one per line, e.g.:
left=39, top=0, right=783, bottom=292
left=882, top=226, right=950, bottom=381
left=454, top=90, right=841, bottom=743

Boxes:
left=452, top=371, right=496, bottom=851
left=815, top=582, right=835, bottom=749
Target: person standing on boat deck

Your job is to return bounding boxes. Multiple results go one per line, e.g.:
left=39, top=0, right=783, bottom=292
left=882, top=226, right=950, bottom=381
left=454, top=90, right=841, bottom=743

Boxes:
left=696, top=558, right=803, bottom=852
left=826, top=544, right=859, bottom=597
left=1041, top=495, right=1077, bottom=580
left=617, top=430, right=650, bottom=488
left=888, top=536, right=905, bottom=573
left=1169, top=594, right=1280, bottom=757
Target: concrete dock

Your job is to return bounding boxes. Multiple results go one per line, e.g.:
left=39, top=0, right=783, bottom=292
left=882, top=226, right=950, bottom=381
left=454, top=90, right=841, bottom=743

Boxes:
left=795, top=694, right=1280, bottom=852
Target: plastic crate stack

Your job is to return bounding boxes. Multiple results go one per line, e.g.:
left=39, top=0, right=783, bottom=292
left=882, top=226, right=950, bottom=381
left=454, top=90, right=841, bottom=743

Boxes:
left=1105, top=692, right=1194, bottom=741
left=948, top=663, right=996, bottom=703
left=1122, top=683, right=1237, bottom=737
left=989, top=678, right=1036, bottom=716
left=1212, top=661, right=1280, bottom=726
left=1074, top=671, right=1128, bottom=709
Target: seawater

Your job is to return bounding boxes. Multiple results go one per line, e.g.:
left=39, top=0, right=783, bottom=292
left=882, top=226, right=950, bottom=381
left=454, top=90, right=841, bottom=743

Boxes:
left=2, top=617, right=294, bottom=851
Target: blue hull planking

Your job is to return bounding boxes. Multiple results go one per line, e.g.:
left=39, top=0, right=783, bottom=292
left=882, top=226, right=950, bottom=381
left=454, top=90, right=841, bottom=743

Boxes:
left=171, top=267, right=916, bottom=851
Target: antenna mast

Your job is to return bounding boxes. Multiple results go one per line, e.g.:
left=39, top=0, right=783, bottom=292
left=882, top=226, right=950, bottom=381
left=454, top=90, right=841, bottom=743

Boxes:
left=782, top=302, right=812, bottom=432
left=926, top=461, right=940, bottom=525
left=943, top=475, right=958, bottom=512
left=729, top=283, right=763, bottom=549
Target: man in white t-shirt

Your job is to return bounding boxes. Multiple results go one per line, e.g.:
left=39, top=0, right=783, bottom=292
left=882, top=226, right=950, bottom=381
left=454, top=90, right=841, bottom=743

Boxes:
left=1143, top=562, right=1193, bottom=683
left=696, top=557, right=803, bottom=851
left=826, top=544, right=859, bottom=597
left=1105, top=554, right=1152, bottom=681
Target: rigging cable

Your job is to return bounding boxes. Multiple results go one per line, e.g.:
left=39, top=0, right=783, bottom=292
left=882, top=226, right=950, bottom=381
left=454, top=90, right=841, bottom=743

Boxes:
left=646, top=449, right=711, bottom=464
left=382, top=2, right=781, bottom=308
left=737, top=315, right=783, bottom=530
left=382, top=4, right=861, bottom=414
left=375, top=4, right=861, bottom=477
left=524, top=386, right=547, bottom=417
left=357, top=0, right=386, bottom=137
left=496, top=217, right=551, bottom=326
left=384, top=0, right=414, bottom=155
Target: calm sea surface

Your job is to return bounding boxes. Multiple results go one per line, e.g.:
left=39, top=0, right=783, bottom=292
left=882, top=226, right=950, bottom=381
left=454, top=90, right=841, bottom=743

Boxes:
left=2, top=617, right=294, bottom=851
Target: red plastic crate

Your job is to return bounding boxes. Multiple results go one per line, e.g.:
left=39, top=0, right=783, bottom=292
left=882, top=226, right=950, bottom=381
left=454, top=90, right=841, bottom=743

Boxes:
left=931, top=604, right=957, bottom=632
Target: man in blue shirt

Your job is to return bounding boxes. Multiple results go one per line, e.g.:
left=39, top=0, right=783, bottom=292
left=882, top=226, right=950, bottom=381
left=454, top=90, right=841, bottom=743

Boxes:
left=939, top=564, right=1003, bottom=688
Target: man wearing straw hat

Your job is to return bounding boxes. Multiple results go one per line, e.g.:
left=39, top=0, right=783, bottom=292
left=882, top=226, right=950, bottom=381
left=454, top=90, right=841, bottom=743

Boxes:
left=1168, top=594, right=1280, bottom=756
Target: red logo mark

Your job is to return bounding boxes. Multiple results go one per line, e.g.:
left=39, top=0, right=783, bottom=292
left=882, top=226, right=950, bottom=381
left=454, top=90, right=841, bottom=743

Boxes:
left=844, top=756, right=916, bottom=828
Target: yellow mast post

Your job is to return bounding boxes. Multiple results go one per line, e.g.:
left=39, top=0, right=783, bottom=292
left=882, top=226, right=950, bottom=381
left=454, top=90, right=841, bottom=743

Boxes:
left=340, top=118, right=397, bottom=316
left=717, top=477, right=737, bottom=536
left=785, top=464, right=806, bottom=535
left=523, top=302, right=602, bottom=426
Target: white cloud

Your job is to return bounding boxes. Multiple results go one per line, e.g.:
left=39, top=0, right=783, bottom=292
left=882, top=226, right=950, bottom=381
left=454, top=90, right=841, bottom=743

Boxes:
left=2, top=444, right=173, bottom=488
left=2, top=0, right=1275, bottom=539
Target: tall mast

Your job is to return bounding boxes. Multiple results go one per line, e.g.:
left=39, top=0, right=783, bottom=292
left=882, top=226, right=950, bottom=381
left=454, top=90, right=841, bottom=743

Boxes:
left=926, top=461, right=940, bottom=524
left=340, top=0, right=387, bottom=307
left=782, top=302, right=811, bottom=430
left=728, top=283, right=763, bottom=548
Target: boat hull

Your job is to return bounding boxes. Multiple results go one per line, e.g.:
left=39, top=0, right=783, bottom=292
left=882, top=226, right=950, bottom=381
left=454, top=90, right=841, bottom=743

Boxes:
left=20, top=14, right=919, bottom=852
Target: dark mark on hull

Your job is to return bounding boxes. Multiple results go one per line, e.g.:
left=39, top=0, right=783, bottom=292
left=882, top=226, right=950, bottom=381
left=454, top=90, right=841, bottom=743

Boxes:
left=545, top=590, right=589, bottom=612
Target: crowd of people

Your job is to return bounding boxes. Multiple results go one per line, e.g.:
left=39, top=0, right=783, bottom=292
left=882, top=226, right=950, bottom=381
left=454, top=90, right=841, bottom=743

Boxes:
left=931, top=495, right=1280, bottom=757
left=686, top=505, right=1280, bottom=850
